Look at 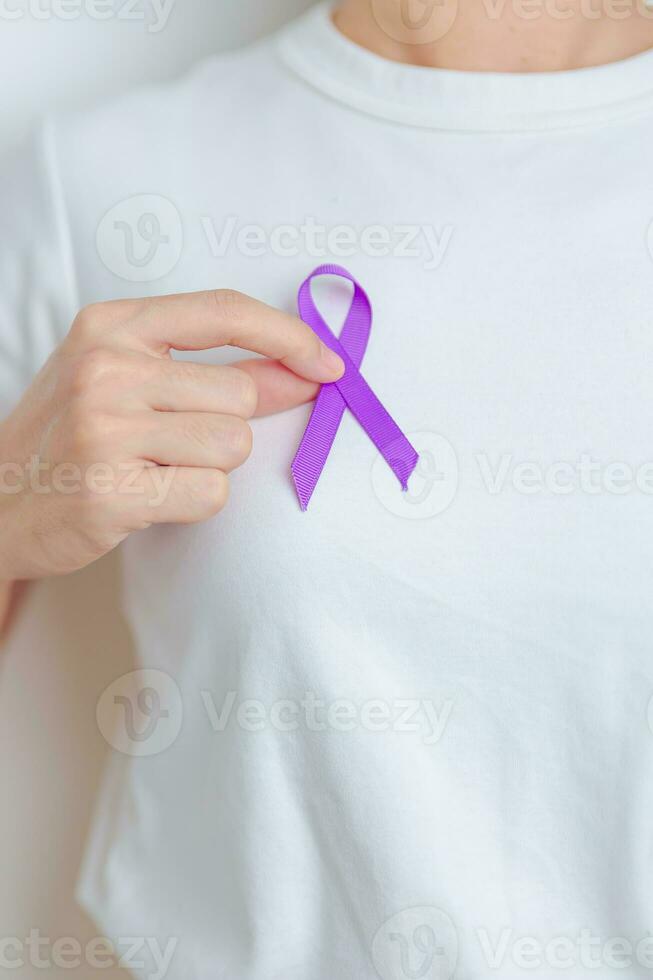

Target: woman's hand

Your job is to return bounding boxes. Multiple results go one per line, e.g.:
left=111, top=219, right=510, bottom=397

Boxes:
left=0, top=289, right=343, bottom=581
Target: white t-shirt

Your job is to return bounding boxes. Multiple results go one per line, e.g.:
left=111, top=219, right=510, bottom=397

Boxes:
left=3, top=5, right=653, bottom=978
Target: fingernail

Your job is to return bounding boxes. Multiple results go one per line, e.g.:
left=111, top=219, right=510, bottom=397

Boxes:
left=320, top=343, right=344, bottom=378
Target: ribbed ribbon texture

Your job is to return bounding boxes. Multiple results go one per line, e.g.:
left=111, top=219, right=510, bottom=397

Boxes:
left=291, top=264, right=419, bottom=510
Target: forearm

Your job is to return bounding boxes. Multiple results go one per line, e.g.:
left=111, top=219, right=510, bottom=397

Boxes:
left=0, top=418, right=27, bottom=637
left=0, top=580, right=11, bottom=632
left=0, top=579, right=20, bottom=641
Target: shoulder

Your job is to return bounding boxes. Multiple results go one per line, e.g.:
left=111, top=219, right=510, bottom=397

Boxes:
left=52, top=33, right=291, bottom=169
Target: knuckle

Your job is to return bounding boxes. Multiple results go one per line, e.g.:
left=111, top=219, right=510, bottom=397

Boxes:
left=227, top=368, right=258, bottom=417
left=286, top=327, right=317, bottom=363
left=70, top=348, right=121, bottom=397
left=210, top=288, right=245, bottom=327
left=67, top=410, right=115, bottom=456
left=226, top=417, right=253, bottom=462
left=184, top=415, right=212, bottom=450
left=179, top=469, right=229, bottom=518
left=69, top=303, right=106, bottom=344
left=203, top=470, right=229, bottom=514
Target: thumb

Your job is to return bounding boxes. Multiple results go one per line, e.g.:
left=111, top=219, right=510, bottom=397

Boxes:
left=233, top=358, right=321, bottom=418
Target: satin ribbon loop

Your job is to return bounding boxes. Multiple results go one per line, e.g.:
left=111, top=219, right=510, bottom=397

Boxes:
left=291, top=264, right=418, bottom=510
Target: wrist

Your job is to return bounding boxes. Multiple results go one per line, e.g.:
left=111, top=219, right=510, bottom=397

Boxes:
left=0, top=495, right=20, bottom=582
left=0, top=421, right=27, bottom=582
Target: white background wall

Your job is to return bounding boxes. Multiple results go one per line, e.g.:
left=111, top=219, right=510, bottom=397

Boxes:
left=0, top=3, right=314, bottom=976
left=0, top=0, right=315, bottom=149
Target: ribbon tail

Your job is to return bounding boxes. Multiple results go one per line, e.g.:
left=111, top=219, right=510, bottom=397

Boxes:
left=291, top=384, right=347, bottom=510
left=334, top=367, right=419, bottom=492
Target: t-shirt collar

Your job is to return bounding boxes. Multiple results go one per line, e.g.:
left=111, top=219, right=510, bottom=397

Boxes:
left=278, top=2, right=653, bottom=132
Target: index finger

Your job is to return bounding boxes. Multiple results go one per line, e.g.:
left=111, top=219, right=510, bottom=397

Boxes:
left=115, top=289, right=345, bottom=384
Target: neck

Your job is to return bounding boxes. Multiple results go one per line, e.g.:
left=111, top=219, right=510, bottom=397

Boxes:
left=334, top=0, right=653, bottom=71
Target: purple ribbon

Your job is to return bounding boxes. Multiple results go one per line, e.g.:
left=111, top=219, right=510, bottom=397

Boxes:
left=291, top=264, right=419, bottom=510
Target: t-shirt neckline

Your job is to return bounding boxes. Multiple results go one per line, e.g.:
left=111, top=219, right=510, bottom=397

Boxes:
left=277, top=2, right=653, bottom=132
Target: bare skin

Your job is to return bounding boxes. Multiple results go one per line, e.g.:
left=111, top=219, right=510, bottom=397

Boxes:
left=0, top=292, right=344, bottom=629
left=335, top=0, right=653, bottom=71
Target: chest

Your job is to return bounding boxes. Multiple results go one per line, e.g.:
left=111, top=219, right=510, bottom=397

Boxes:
left=123, top=262, right=653, bottom=658
left=98, top=130, right=653, bottom=654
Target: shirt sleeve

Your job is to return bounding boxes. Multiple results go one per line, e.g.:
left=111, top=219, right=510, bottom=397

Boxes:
left=0, top=119, right=78, bottom=420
